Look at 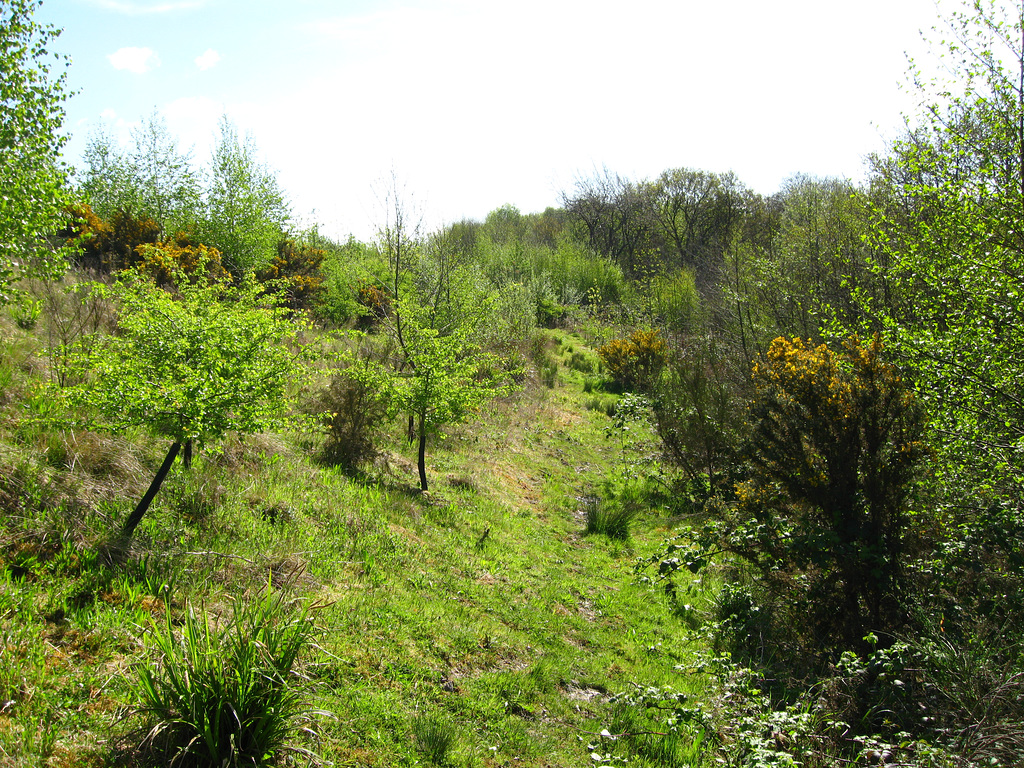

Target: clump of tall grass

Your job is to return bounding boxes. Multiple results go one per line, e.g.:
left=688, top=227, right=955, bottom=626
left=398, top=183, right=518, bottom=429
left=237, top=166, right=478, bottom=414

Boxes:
left=412, top=711, right=458, bottom=765
left=135, top=581, right=322, bottom=766
left=584, top=496, right=635, bottom=540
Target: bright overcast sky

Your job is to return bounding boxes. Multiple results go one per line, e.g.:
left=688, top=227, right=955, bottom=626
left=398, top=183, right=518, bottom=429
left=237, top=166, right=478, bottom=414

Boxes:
left=38, top=0, right=943, bottom=241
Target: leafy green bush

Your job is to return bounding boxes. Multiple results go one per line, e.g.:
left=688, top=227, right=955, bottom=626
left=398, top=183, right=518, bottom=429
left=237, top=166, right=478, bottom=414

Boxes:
left=136, top=585, right=321, bottom=767
left=315, top=238, right=388, bottom=325
left=652, top=335, right=746, bottom=496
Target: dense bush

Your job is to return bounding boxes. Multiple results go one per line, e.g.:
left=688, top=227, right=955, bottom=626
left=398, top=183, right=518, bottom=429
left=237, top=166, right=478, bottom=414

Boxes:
left=134, top=237, right=229, bottom=286
left=598, top=328, right=666, bottom=393
left=307, top=353, right=393, bottom=472
left=256, top=238, right=326, bottom=310
left=731, top=335, right=929, bottom=650
left=652, top=335, right=746, bottom=497
left=316, top=238, right=389, bottom=326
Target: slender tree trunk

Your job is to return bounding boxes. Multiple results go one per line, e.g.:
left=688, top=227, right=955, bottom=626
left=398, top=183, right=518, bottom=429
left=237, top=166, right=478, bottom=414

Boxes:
left=182, top=438, right=193, bottom=469
left=122, top=441, right=181, bottom=540
left=417, top=412, right=428, bottom=491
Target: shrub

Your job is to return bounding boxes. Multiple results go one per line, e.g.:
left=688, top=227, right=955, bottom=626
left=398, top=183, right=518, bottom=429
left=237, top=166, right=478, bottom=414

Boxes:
left=567, top=350, right=595, bottom=374
left=307, top=358, right=392, bottom=471
left=354, top=281, right=392, bottom=328
left=134, top=236, right=229, bottom=286
left=136, top=585, right=320, bottom=767
left=598, top=328, right=666, bottom=392
left=256, top=238, right=326, bottom=310
left=733, top=335, right=929, bottom=649
left=652, top=335, right=746, bottom=496
left=650, top=268, right=700, bottom=333
left=537, top=297, right=566, bottom=328
left=62, top=204, right=160, bottom=273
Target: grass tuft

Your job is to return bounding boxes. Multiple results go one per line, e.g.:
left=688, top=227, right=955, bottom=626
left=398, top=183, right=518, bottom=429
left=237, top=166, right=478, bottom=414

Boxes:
left=584, top=496, right=635, bottom=540
left=412, top=711, right=458, bottom=765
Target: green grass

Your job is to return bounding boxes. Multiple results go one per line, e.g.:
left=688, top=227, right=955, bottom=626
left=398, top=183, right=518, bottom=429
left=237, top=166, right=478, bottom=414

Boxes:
left=0, top=317, right=711, bottom=767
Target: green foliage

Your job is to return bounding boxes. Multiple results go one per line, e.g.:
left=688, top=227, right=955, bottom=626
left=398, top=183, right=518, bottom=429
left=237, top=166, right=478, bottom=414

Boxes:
left=198, top=117, right=290, bottom=275
left=0, top=0, right=73, bottom=302
left=536, top=296, right=567, bottom=328
left=80, top=114, right=202, bottom=239
left=134, top=235, right=229, bottom=286
left=646, top=268, right=701, bottom=332
left=869, top=5, right=1024, bottom=472
left=861, top=0, right=1024, bottom=652
left=136, top=585, right=320, bottom=766
left=315, top=236, right=389, bottom=325
left=388, top=293, right=513, bottom=489
left=256, top=237, right=326, bottom=310
left=652, top=335, right=746, bottom=495
left=307, top=339, right=393, bottom=471
left=72, top=269, right=298, bottom=447
left=725, top=176, right=871, bottom=349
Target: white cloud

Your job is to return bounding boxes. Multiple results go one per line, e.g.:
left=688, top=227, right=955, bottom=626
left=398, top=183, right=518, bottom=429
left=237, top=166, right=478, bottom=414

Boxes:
left=107, top=46, right=160, bottom=74
left=194, top=48, right=220, bottom=71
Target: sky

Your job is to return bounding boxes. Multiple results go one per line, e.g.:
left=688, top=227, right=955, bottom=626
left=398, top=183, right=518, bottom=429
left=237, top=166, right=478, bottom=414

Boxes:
left=37, top=0, right=944, bottom=242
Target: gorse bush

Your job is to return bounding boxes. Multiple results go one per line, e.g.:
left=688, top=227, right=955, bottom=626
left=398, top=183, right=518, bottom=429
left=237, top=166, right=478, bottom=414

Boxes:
left=734, top=335, right=929, bottom=650
left=598, top=327, right=667, bottom=393
left=134, top=237, right=229, bottom=286
left=256, top=238, right=326, bottom=310
left=136, top=584, right=320, bottom=767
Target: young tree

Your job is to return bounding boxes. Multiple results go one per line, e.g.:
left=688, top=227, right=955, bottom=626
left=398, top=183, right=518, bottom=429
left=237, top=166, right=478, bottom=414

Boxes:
left=366, top=180, right=514, bottom=491
left=72, top=264, right=300, bottom=539
left=0, top=0, right=72, bottom=302
left=80, top=114, right=201, bottom=239
left=866, top=0, right=1024, bottom=530
left=388, top=292, right=509, bottom=491
left=199, top=116, right=290, bottom=275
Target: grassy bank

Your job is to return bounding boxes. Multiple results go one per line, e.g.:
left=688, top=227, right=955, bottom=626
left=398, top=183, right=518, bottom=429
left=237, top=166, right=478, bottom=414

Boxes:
left=0, top=319, right=709, bottom=767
